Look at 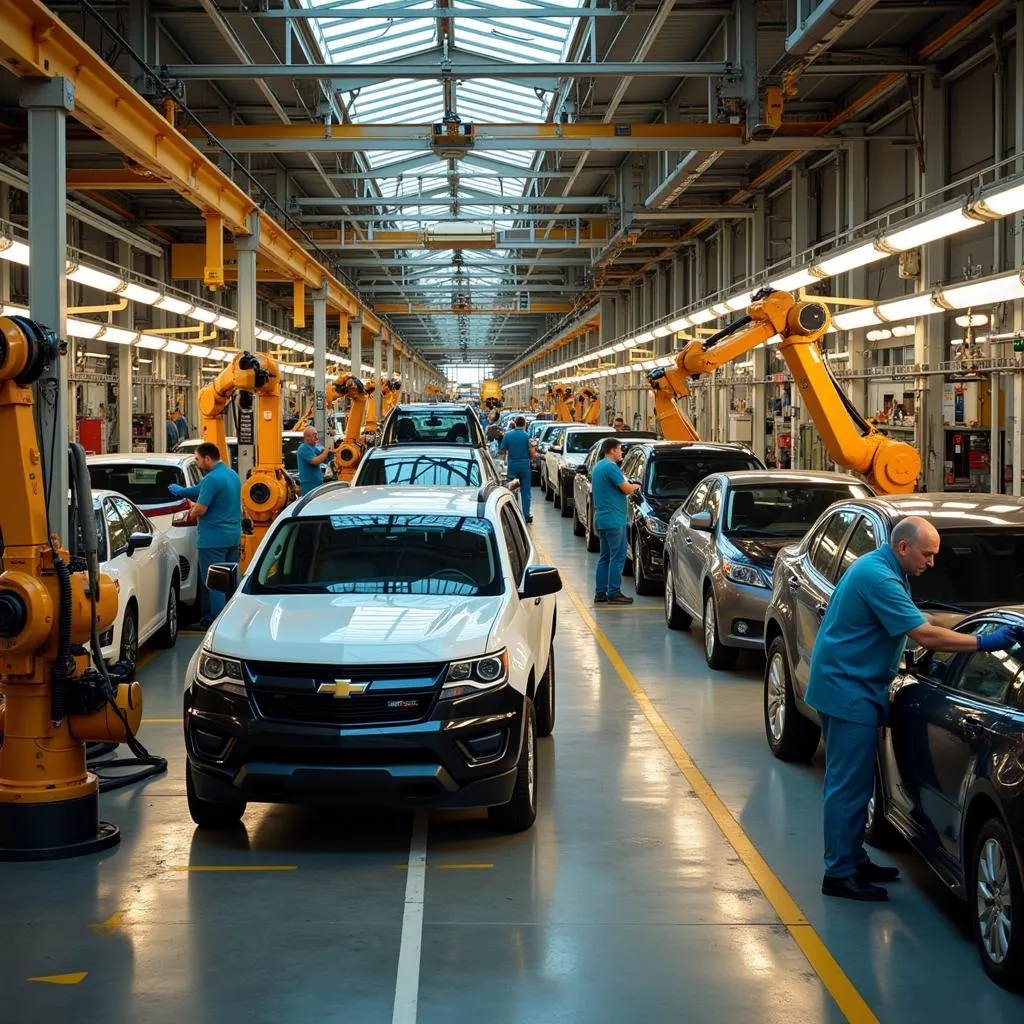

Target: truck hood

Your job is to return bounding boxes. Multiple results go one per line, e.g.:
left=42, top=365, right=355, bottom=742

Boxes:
left=207, top=592, right=506, bottom=664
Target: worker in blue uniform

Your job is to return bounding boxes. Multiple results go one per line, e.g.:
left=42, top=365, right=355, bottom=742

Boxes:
left=500, top=415, right=535, bottom=523
left=807, top=515, right=1024, bottom=901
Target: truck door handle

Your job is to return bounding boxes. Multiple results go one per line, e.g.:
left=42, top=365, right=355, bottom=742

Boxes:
left=788, top=575, right=801, bottom=589
left=957, top=717, right=982, bottom=740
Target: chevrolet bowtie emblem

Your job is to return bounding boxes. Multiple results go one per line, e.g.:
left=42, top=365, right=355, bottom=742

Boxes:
left=317, top=679, right=369, bottom=699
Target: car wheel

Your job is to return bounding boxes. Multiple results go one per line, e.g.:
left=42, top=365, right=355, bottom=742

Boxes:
left=633, top=534, right=658, bottom=596
left=572, top=499, right=586, bottom=537
left=664, top=564, right=692, bottom=630
left=535, top=644, right=556, bottom=738
left=585, top=506, right=600, bottom=553
left=703, top=588, right=738, bottom=670
left=971, top=818, right=1024, bottom=990
left=186, top=763, right=246, bottom=829
left=154, top=580, right=179, bottom=648
left=488, top=699, right=538, bottom=833
left=559, top=477, right=572, bottom=518
left=864, top=770, right=894, bottom=849
left=552, top=478, right=561, bottom=508
left=763, top=636, right=821, bottom=761
left=544, top=473, right=554, bottom=502
left=118, top=603, right=139, bottom=671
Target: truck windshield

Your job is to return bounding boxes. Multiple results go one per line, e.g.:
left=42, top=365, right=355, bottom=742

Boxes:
left=252, top=514, right=503, bottom=597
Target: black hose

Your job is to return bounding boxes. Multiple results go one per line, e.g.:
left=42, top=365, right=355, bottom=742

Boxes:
left=702, top=315, right=753, bottom=351
left=822, top=359, right=873, bottom=436
left=49, top=549, right=73, bottom=724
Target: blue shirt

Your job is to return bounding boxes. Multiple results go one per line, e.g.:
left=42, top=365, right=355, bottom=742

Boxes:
left=805, top=545, right=926, bottom=726
left=176, top=416, right=189, bottom=441
left=500, top=428, right=532, bottom=464
left=591, top=458, right=627, bottom=530
left=165, top=420, right=179, bottom=450
left=180, top=461, right=241, bottom=550
left=297, top=442, right=325, bottom=494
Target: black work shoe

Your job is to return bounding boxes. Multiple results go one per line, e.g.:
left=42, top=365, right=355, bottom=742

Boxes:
left=856, top=860, right=900, bottom=883
left=608, top=594, right=634, bottom=604
left=821, top=874, right=888, bottom=902
left=594, top=593, right=608, bottom=603
left=526, top=516, right=534, bottom=524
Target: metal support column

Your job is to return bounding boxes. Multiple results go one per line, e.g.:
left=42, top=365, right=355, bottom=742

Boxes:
left=845, top=132, right=869, bottom=417
left=0, top=182, right=9, bottom=303
left=386, top=336, right=395, bottom=379
left=116, top=241, right=134, bottom=454
left=373, top=331, right=384, bottom=424
left=350, top=316, right=363, bottom=380
left=750, top=194, right=768, bottom=462
left=738, top=0, right=760, bottom=142
left=790, top=165, right=811, bottom=262
left=234, top=212, right=260, bottom=480
left=313, top=283, right=328, bottom=440
left=21, top=76, right=72, bottom=541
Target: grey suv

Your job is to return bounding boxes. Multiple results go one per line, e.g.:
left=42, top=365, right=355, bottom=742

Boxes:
left=763, top=494, right=1024, bottom=761
left=664, top=471, right=871, bottom=669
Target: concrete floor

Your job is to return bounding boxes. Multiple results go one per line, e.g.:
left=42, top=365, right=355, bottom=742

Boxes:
left=2, top=491, right=1023, bottom=1023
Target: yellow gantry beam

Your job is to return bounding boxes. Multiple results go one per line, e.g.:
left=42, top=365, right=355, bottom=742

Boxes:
left=0, top=0, right=408, bottom=349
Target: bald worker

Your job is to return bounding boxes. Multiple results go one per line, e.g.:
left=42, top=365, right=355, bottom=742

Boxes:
left=296, top=425, right=334, bottom=495
left=807, top=515, right=1024, bottom=901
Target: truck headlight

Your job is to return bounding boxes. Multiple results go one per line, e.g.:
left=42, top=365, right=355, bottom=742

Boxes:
left=643, top=515, right=668, bottom=536
left=723, top=560, right=770, bottom=589
left=442, top=649, right=509, bottom=699
left=197, top=650, right=246, bottom=696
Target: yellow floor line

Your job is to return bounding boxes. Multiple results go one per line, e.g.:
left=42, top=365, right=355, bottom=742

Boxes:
left=170, top=865, right=298, bottom=872
left=537, top=538, right=879, bottom=1024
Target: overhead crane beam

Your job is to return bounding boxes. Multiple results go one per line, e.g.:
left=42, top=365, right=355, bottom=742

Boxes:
left=247, top=4, right=636, bottom=18
left=0, top=0, right=417, bottom=359
left=373, top=303, right=574, bottom=314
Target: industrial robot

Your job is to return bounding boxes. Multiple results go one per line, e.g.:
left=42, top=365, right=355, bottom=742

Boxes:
left=548, top=383, right=575, bottom=422
left=326, top=373, right=368, bottom=482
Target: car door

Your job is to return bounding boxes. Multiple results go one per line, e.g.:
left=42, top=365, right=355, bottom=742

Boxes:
left=113, top=495, right=162, bottom=637
left=685, top=478, right=722, bottom=606
left=101, top=496, right=132, bottom=615
left=670, top=478, right=712, bottom=614
left=499, top=500, right=549, bottom=674
left=574, top=446, right=597, bottom=518
left=790, top=508, right=859, bottom=693
left=621, top=448, right=644, bottom=542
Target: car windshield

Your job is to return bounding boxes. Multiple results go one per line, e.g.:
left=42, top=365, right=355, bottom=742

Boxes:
left=358, top=455, right=481, bottom=487
left=911, top=529, right=1024, bottom=610
left=542, top=425, right=567, bottom=445
left=726, top=483, right=870, bottom=535
left=391, top=412, right=476, bottom=445
left=647, top=456, right=762, bottom=497
left=252, top=514, right=502, bottom=597
left=566, top=431, right=615, bottom=454
left=281, top=436, right=302, bottom=474
left=88, top=464, right=184, bottom=507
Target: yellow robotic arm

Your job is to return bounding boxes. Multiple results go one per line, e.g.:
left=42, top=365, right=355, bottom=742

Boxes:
left=577, top=386, right=601, bottom=425
left=651, top=290, right=920, bottom=493
left=198, top=351, right=296, bottom=570
left=381, top=378, right=402, bottom=418
left=549, top=383, right=575, bottom=422
left=327, top=374, right=368, bottom=482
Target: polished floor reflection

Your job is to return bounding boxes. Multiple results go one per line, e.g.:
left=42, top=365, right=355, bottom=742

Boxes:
left=2, top=494, right=1021, bottom=1022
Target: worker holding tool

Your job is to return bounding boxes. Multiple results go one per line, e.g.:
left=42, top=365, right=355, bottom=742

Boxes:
left=296, top=425, right=334, bottom=495
left=591, top=437, right=640, bottom=604
left=168, top=442, right=242, bottom=625
left=807, top=515, right=1024, bottom=902
left=500, top=415, right=536, bottom=523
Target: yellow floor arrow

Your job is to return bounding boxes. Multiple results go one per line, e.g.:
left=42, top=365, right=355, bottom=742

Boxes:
left=90, top=912, right=122, bottom=935
left=28, top=972, right=88, bottom=985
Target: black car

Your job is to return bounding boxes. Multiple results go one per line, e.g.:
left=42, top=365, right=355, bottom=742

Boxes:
left=620, top=441, right=765, bottom=595
left=378, top=403, right=487, bottom=448
left=870, top=607, right=1024, bottom=989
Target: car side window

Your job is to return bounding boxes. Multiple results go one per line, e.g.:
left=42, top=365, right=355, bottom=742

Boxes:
left=104, top=499, right=130, bottom=555
left=835, top=516, right=877, bottom=583
left=621, top=449, right=640, bottom=481
left=113, top=496, right=149, bottom=535
left=954, top=623, right=1024, bottom=704
left=499, top=504, right=527, bottom=585
left=705, top=482, right=723, bottom=526
left=809, top=510, right=856, bottom=582
left=683, top=479, right=711, bottom=516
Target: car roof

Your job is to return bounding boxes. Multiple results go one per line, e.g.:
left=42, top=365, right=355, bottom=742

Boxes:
left=88, top=453, right=193, bottom=466
left=393, top=403, right=475, bottom=414
left=641, top=440, right=759, bottom=456
left=293, top=484, right=499, bottom=518
left=91, top=488, right=132, bottom=504
left=362, top=444, right=482, bottom=460
left=716, top=470, right=867, bottom=486
left=846, top=493, right=1024, bottom=526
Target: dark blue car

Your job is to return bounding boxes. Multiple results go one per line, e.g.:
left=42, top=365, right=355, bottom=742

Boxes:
left=869, top=607, right=1024, bottom=989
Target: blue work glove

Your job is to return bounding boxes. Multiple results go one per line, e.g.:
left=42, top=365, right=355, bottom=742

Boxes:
left=977, top=624, right=1024, bottom=652
left=168, top=483, right=187, bottom=498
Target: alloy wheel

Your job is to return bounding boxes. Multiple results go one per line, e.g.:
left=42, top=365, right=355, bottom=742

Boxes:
left=704, top=594, right=716, bottom=660
left=978, top=837, right=1013, bottom=964
left=526, top=718, right=536, bottom=808
left=121, top=613, right=138, bottom=666
left=664, top=567, right=673, bottom=616
left=766, top=652, right=787, bottom=743
left=167, top=589, right=178, bottom=638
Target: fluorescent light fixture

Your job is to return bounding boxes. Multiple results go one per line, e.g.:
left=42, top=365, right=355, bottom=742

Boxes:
left=189, top=345, right=212, bottom=358
left=709, top=302, right=731, bottom=317
left=137, top=358, right=152, bottom=365
left=827, top=352, right=851, bottom=361
left=120, top=282, right=161, bottom=304
left=164, top=339, right=189, bottom=354
left=955, top=312, right=989, bottom=327
left=189, top=306, right=218, bottom=324
left=641, top=360, right=657, bottom=370
left=668, top=318, right=690, bottom=332
left=656, top=356, right=674, bottom=367
left=214, top=315, right=238, bottom=330
left=688, top=308, right=716, bottom=325
left=255, top=328, right=276, bottom=342
left=866, top=329, right=892, bottom=342
left=612, top=341, right=627, bottom=352
left=832, top=307, right=883, bottom=330
left=769, top=269, right=820, bottom=292
left=97, top=326, right=137, bottom=345
left=82, top=351, right=109, bottom=360
left=735, top=360, right=754, bottom=370
left=270, top=334, right=285, bottom=346
left=974, top=179, right=1024, bottom=218
left=635, top=331, right=655, bottom=343
left=877, top=294, right=943, bottom=321
left=890, top=324, right=916, bottom=337
left=68, top=264, right=124, bottom=292
left=652, top=326, right=671, bottom=337
left=202, top=364, right=223, bottom=372
left=66, top=318, right=103, bottom=340
left=813, top=242, right=886, bottom=277
left=136, top=335, right=166, bottom=350
left=941, top=272, right=1024, bottom=308
left=725, top=291, right=753, bottom=311
left=880, top=205, right=980, bottom=252
left=156, top=295, right=194, bottom=315
left=0, top=239, right=31, bottom=265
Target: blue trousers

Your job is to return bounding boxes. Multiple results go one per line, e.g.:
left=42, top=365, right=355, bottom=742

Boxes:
left=820, top=713, right=877, bottom=878
left=507, top=460, right=532, bottom=518
left=198, top=544, right=240, bottom=619
left=595, top=527, right=627, bottom=598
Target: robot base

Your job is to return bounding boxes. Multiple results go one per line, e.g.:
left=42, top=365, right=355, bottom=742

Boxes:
left=0, top=790, right=119, bottom=861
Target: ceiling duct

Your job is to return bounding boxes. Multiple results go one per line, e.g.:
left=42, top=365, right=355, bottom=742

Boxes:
left=644, top=151, right=725, bottom=210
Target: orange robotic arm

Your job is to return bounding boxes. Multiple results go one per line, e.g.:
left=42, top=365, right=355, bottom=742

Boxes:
left=655, top=290, right=920, bottom=493
left=549, top=383, right=575, bottom=422
left=327, top=374, right=368, bottom=482
left=578, top=386, right=601, bottom=425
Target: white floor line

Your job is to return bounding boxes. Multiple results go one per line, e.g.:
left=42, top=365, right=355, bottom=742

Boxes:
left=392, top=810, right=429, bottom=1024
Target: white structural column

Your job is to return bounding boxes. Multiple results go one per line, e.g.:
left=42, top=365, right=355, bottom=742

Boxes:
left=116, top=241, right=134, bottom=454
left=350, top=316, right=363, bottom=383
left=373, top=331, right=384, bottom=424
left=1014, top=0, right=1024, bottom=496
left=790, top=166, right=811, bottom=468
left=21, top=76, right=72, bottom=541
left=750, top=195, right=768, bottom=463
left=235, top=212, right=260, bottom=480
left=387, top=336, right=395, bottom=380
left=916, top=76, right=948, bottom=492
left=844, top=133, right=869, bottom=418
left=313, top=283, right=328, bottom=439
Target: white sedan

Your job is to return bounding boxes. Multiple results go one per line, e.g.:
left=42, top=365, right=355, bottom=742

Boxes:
left=91, top=489, right=180, bottom=668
